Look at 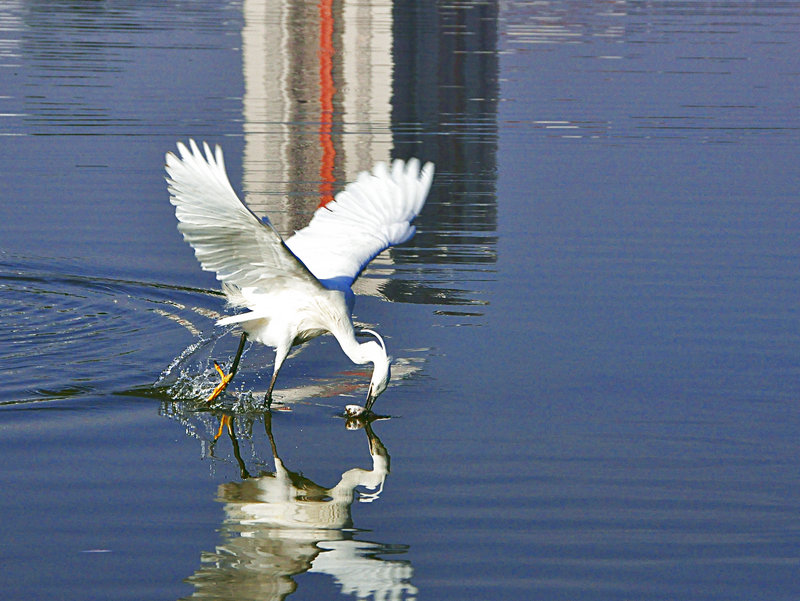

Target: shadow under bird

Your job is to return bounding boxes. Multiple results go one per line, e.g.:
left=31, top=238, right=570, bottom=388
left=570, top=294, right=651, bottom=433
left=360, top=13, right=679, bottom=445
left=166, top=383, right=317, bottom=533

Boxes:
left=165, top=140, right=434, bottom=415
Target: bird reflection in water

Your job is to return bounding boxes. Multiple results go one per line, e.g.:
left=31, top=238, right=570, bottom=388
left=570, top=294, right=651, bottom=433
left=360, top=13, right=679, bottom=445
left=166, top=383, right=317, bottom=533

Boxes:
left=180, top=413, right=416, bottom=601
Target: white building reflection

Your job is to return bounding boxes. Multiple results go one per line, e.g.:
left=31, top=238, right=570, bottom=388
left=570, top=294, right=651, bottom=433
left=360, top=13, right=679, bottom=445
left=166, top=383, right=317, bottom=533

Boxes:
left=180, top=417, right=416, bottom=601
left=240, top=0, right=393, bottom=232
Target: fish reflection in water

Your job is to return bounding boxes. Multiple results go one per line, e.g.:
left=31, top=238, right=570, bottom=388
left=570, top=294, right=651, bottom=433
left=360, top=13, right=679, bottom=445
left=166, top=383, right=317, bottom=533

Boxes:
left=181, top=414, right=416, bottom=601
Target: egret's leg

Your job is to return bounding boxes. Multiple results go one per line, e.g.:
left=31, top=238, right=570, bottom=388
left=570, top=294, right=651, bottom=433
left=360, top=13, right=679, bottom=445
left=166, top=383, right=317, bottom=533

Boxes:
left=265, top=373, right=277, bottom=409
left=207, top=332, right=248, bottom=403
left=229, top=330, right=248, bottom=374
left=265, top=343, right=290, bottom=409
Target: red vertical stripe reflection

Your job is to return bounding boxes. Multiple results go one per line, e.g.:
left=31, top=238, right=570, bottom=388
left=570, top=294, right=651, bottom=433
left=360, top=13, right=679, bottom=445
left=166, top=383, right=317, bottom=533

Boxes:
left=318, top=0, right=336, bottom=208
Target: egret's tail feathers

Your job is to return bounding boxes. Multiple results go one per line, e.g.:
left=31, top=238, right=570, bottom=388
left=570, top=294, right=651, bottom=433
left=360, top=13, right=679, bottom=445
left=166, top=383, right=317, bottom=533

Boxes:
left=216, top=311, right=266, bottom=327
left=221, top=282, right=246, bottom=306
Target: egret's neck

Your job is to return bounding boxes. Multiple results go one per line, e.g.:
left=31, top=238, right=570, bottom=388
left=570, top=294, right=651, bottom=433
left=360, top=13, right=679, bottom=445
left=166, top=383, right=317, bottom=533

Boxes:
left=332, top=323, right=382, bottom=366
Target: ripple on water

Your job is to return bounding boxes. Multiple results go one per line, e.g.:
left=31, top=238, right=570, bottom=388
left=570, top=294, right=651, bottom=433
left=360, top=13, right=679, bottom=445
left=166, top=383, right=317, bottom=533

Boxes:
left=0, top=254, right=225, bottom=406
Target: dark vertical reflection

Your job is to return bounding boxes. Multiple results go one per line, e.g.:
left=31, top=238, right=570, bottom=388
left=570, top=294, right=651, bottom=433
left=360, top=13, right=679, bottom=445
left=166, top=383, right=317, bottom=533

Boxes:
left=389, top=1, right=499, bottom=306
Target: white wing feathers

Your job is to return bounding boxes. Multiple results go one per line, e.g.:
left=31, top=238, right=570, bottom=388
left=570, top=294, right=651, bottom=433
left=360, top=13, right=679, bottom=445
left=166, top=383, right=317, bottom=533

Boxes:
left=165, top=140, right=319, bottom=292
left=286, top=159, right=434, bottom=287
left=166, top=140, right=434, bottom=296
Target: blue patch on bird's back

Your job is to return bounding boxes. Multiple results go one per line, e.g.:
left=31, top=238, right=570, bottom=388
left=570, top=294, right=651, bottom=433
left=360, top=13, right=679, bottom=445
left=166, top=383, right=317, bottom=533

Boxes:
left=319, top=276, right=356, bottom=312
left=319, top=275, right=353, bottom=292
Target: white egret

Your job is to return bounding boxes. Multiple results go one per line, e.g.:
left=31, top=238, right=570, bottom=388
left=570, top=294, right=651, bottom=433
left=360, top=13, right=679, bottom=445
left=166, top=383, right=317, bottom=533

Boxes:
left=165, top=140, right=434, bottom=413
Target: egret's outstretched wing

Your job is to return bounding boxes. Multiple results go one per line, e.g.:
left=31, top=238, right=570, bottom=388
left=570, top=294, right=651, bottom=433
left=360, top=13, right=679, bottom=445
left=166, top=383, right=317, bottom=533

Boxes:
left=286, top=159, right=434, bottom=288
left=165, top=140, right=321, bottom=293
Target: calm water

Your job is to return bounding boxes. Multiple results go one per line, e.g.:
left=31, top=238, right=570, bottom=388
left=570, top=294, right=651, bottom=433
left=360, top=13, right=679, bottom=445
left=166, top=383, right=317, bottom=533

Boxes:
left=1, top=1, right=799, bottom=599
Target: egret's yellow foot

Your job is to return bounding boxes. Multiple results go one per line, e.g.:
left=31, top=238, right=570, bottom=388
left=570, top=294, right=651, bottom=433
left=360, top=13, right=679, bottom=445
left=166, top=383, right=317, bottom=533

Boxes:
left=207, top=362, right=233, bottom=403
left=214, top=414, right=233, bottom=441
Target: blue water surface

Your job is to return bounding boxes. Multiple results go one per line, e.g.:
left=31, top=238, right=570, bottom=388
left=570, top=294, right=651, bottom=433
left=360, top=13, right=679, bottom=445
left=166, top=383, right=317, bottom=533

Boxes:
left=1, top=1, right=798, bottom=600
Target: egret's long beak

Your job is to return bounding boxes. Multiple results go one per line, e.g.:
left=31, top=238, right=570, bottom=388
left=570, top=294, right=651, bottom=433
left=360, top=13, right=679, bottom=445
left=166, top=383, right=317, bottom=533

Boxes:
left=365, top=384, right=377, bottom=413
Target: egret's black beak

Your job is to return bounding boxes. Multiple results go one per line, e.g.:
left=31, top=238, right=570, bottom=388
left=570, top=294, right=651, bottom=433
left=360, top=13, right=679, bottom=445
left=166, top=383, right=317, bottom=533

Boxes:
left=365, top=384, right=377, bottom=413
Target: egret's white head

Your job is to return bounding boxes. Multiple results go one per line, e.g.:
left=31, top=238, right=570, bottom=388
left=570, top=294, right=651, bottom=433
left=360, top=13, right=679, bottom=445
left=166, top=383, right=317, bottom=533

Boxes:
left=361, top=329, right=391, bottom=411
